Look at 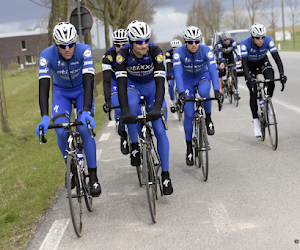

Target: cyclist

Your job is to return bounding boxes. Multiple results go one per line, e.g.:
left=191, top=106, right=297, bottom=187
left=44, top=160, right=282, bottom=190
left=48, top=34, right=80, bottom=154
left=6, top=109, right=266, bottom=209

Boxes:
left=240, top=23, right=287, bottom=137
left=116, top=20, right=173, bottom=195
left=102, top=29, right=133, bottom=155
left=173, top=26, right=221, bottom=166
left=214, top=31, right=242, bottom=100
left=35, top=22, right=101, bottom=197
left=165, top=38, right=182, bottom=113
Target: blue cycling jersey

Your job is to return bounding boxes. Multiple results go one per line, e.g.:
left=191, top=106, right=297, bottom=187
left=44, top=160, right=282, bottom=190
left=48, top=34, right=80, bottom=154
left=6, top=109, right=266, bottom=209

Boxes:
left=173, top=44, right=219, bottom=94
left=39, top=43, right=95, bottom=88
left=214, top=39, right=241, bottom=63
left=240, top=36, right=278, bottom=63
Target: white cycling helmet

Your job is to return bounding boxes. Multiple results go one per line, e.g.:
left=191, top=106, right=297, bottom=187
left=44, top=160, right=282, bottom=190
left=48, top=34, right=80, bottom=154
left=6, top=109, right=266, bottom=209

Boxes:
left=170, top=39, right=182, bottom=48
left=183, top=26, right=202, bottom=41
left=53, top=22, right=77, bottom=45
left=126, top=20, right=151, bottom=41
left=250, top=23, right=266, bottom=37
left=112, top=29, right=129, bottom=43
left=219, top=32, right=230, bottom=41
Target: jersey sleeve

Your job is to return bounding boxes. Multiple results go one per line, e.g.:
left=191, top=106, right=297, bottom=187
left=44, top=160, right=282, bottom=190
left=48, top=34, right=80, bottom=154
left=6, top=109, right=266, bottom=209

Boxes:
left=173, top=48, right=185, bottom=94
left=267, top=37, right=278, bottom=54
left=39, top=49, right=51, bottom=80
left=205, top=48, right=219, bottom=92
left=81, top=45, right=95, bottom=75
left=240, top=41, right=249, bottom=58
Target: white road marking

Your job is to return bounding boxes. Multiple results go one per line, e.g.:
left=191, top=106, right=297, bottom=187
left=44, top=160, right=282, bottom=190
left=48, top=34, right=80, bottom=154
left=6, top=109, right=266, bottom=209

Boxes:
left=208, top=202, right=235, bottom=234
left=107, top=120, right=115, bottom=127
left=39, top=219, right=70, bottom=250
left=97, top=149, right=102, bottom=161
left=99, top=133, right=110, bottom=141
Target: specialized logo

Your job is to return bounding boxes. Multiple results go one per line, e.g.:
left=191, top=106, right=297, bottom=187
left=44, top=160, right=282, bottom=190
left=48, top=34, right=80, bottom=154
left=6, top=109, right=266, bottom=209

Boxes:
left=113, top=86, right=118, bottom=91
left=173, top=53, right=180, bottom=60
left=206, top=51, right=214, bottom=60
left=187, top=153, right=192, bottom=161
left=185, top=57, right=191, bottom=62
left=132, top=149, right=139, bottom=157
left=93, top=183, right=99, bottom=189
left=58, top=60, right=66, bottom=67
left=116, top=54, right=125, bottom=64
left=155, top=53, right=163, bottom=63
left=53, top=105, right=59, bottom=113
left=39, top=57, right=48, bottom=67
left=107, top=55, right=113, bottom=62
left=83, top=49, right=92, bottom=59
left=123, top=140, right=128, bottom=148
left=163, top=179, right=170, bottom=187
left=208, top=122, right=213, bottom=130
left=185, top=89, right=190, bottom=96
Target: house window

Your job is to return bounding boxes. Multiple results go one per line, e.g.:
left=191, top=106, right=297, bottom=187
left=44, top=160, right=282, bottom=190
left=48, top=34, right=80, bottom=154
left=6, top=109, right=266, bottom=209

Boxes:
left=17, top=56, right=20, bottom=65
left=21, top=41, right=26, bottom=51
left=25, top=55, right=36, bottom=65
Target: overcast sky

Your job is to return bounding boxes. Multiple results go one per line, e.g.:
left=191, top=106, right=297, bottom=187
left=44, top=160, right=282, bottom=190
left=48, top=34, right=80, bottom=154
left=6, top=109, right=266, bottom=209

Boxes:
left=0, top=0, right=293, bottom=48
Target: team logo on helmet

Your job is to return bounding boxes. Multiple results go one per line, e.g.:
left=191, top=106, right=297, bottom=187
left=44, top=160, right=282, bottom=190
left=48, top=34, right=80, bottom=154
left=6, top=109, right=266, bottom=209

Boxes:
left=155, top=53, right=163, bottom=63
left=116, top=54, right=125, bottom=64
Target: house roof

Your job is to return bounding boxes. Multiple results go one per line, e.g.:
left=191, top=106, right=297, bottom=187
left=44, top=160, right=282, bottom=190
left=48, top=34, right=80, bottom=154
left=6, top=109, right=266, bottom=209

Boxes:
left=0, top=29, right=48, bottom=39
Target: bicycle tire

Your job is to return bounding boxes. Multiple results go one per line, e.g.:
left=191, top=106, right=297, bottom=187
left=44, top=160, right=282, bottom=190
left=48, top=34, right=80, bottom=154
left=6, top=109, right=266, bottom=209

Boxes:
left=258, top=102, right=266, bottom=141
left=142, top=143, right=157, bottom=223
left=82, top=155, right=93, bottom=212
left=228, top=81, right=233, bottom=104
left=231, top=71, right=238, bottom=107
left=67, top=155, right=83, bottom=237
left=199, top=117, right=209, bottom=181
left=266, top=98, right=278, bottom=150
left=136, top=165, right=142, bottom=187
left=194, top=117, right=200, bottom=167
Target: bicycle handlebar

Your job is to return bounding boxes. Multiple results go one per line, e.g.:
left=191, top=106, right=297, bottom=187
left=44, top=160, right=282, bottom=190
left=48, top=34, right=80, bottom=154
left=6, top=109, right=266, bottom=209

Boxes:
left=107, top=105, right=120, bottom=121
left=39, top=120, right=95, bottom=145
left=256, top=78, right=284, bottom=91
left=185, top=97, right=223, bottom=112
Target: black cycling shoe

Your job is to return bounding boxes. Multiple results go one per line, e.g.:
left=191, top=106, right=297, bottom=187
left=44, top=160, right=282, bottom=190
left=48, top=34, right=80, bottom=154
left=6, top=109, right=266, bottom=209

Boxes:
left=131, top=142, right=141, bottom=166
left=170, top=105, right=176, bottom=113
left=186, top=151, right=194, bottom=166
left=120, top=131, right=129, bottom=155
left=90, top=180, right=101, bottom=197
left=161, top=171, right=173, bottom=195
left=206, top=120, right=215, bottom=136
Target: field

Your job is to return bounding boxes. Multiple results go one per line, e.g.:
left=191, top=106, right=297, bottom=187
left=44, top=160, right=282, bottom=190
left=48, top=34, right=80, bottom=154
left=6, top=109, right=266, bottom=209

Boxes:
left=0, top=63, right=105, bottom=249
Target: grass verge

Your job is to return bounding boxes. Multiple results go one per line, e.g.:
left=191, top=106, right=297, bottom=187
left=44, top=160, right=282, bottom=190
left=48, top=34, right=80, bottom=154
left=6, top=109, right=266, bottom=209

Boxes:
left=0, top=63, right=105, bottom=249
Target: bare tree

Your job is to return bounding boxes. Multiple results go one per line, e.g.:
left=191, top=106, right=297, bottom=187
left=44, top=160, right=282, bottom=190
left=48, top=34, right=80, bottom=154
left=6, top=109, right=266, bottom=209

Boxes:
left=221, top=7, right=249, bottom=30
left=246, top=0, right=268, bottom=25
left=285, top=0, right=300, bottom=49
left=262, top=0, right=279, bottom=41
left=187, top=0, right=224, bottom=42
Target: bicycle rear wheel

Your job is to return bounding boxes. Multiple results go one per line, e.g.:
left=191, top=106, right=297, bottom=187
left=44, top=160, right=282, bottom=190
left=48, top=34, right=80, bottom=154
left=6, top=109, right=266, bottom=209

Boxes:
left=228, top=81, right=233, bottom=104
left=266, top=98, right=278, bottom=150
left=199, top=117, right=209, bottom=181
left=231, top=74, right=238, bottom=107
left=142, top=144, right=157, bottom=223
left=66, top=156, right=83, bottom=237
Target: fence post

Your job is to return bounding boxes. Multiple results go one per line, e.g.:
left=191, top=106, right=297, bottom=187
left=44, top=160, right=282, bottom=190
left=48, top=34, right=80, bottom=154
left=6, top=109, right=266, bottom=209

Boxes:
left=0, top=58, right=9, bottom=133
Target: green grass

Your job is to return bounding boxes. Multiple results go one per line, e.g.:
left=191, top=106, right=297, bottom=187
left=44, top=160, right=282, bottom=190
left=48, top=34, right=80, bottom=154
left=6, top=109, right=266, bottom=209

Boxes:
left=0, top=62, right=105, bottom=249
left=267, top=29, right=300, bottom=51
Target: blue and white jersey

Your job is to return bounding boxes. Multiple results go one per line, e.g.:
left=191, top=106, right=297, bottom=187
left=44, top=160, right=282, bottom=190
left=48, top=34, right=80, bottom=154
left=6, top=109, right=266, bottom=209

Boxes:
left=240, top=36, right=277, bottom=63
left=173, top=44, right=219, bottom=94
left=214, top=39, right=241, bottom=63
left=39, top=43, right=95, bottom=88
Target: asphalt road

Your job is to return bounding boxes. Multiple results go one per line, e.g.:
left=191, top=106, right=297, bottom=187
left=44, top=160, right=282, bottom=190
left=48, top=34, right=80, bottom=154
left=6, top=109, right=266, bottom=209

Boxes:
left=27, top=52, right=300, bottom=250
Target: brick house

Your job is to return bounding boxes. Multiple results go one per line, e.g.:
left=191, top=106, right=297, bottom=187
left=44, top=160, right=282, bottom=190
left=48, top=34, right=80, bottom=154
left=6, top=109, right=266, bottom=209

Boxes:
left=0, top=29, right=48, bottom=70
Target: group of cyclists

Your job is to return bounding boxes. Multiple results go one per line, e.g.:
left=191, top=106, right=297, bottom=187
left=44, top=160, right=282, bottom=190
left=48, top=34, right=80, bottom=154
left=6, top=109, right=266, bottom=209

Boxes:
left=36, top=20, right=287, bottom=199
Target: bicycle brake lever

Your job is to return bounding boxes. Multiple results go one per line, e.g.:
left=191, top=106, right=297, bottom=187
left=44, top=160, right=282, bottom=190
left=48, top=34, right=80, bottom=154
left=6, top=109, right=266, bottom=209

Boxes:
left=161, top=113, right=168, bottom=130
left=39, top=125, right=47, bottom=144
left=281, top=83, right=285, bottom=92
left=86, top=120, right=95, bottom=138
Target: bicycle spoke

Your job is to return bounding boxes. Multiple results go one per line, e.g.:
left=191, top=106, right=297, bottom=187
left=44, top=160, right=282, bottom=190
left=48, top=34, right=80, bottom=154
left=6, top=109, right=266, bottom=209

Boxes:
left=199, top=117, right=209, bottom=181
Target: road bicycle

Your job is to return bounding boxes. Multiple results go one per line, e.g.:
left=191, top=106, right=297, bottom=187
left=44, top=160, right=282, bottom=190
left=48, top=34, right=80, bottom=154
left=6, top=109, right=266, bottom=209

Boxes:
left=185, top=94, right=222, bottom=181
left=39, top=99, right=95, bottom=237
left=256, top=78, right=281, bottom=150
left=222, top=61, right=239, bottom=107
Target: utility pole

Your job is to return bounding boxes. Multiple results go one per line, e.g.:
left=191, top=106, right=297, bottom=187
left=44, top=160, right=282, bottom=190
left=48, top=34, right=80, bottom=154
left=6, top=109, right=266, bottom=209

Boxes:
left=282, top=0, right=286, bottom=43
left=0, top=58, right=9, bottom=133
left=233, top=0, right=236, bottom=29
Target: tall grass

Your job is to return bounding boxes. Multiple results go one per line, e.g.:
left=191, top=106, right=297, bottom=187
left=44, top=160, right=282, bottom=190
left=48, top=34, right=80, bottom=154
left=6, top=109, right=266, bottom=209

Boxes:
left=0, top=63, right=105, bottom=249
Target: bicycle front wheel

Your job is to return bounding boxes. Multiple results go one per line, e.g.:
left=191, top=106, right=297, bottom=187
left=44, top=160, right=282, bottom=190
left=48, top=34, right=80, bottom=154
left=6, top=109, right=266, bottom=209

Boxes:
left=266, top=98, right=278, bottom=150
left=199, top=117, right=209, bottom=181
left=142, top=144, right=157, bottom=223
left=228, top=81, right=233, bottom=104
left=66, top=156, right=83, bottom=237
left=82, top=156, right=93, bottom=212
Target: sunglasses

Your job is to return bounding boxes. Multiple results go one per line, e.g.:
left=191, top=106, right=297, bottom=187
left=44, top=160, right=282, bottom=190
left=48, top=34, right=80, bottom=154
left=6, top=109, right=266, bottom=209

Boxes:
left=255, top=36, right=265, bottom=40
left=223, top=38, right=230, bottom=41
left=58, top=43, right=75, bottom=49
left=114, top=43, right=126, bottom=48
left=135, top=38, right=150, bottom=45
left=187, top=40, right=200, bottom=45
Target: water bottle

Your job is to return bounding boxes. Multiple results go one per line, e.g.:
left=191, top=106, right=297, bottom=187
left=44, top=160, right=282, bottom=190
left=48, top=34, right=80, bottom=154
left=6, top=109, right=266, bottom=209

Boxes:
left=259, top=98, right=264, bottom=111
left=77, top=150, right=84, bottom=172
